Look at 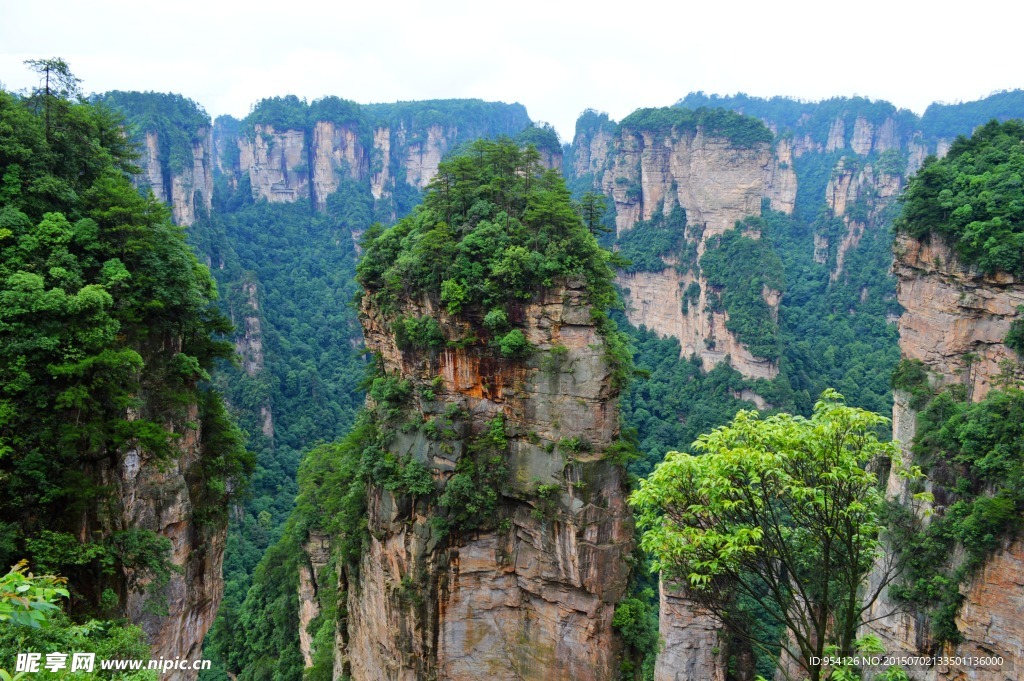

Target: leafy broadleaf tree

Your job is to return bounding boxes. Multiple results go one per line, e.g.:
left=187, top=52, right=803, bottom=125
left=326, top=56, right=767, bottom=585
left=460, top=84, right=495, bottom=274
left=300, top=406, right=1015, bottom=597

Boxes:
left=632, top=391, right=922, bottom=681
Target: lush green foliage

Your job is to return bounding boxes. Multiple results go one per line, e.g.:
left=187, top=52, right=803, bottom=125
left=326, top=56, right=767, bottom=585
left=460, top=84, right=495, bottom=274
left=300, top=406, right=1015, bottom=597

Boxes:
left=616, top=321, right=757, bottom=478
left=0, top=562, right=68, bottom=628
left=0, top=80, right=251, bottom=617
left=632, top=392, right=900, bottom=681
left=0, top=563, right=156, bottom=680
left=620, top=107, right=773, bottom=147
left=677, top=92, right=917, bottom=146
left=515, top=123, right=561, bottom=156
left=890, top=385, right=1024, bottom=642
left=896, top=119, right=1024, bottom=275
left=1007, top=307, right=1024, bottom=355
left=761, top=206, right=901, bottom=417
left=95, top=92, right=209, bottom=174
left=919, top=90, right=1024, bottom=140
left=363, top=99, right=531, bottom=137
left=700, top=219, right=784, bottom=360
left=615, top=205, right=690, bottom=273
left=359, top=138, right=619, bottom=313
left=358, top=137, right=632, bottom=384
left=612, top=590, right=659, bottom=681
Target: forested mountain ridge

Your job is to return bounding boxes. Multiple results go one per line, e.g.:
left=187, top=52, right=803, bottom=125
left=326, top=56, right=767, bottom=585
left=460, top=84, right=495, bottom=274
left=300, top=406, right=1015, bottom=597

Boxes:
left=568, top=91, right=1024, bottom=478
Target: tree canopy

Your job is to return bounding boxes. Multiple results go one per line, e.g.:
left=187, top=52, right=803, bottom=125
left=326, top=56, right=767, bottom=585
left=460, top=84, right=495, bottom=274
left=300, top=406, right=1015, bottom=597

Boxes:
left=358, top=137, right=620, bottom=312
left=0, top=65, right=251, bottom=613
left=632, top=391, right=911, bottom=681
left=896, top=119, right=1024, bottom=276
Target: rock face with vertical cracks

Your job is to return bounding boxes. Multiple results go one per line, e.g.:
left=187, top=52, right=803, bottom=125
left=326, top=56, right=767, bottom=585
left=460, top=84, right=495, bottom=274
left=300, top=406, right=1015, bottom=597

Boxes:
left=864, top=232, right=1024, bottom=680
left=328, top=282, right=634, bottom=680
left=589, top=125, right=784, bottom=379
left=91, top=336, right=227, bottom=681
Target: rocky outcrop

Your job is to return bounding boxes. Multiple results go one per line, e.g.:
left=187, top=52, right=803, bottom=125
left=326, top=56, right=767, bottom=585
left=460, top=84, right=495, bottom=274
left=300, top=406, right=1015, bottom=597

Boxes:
left=238, top=124, right=310, bottom=203
left=823, top=159, right=902, bottom=280
left=311, top=121, right=369, bottom=209
left=572, top=126, right=615, bottom=180
left=598, top=128, right=777, bottom=237
left=950, top=537, right=1024, bottom=681
left=582, top=123, right=782, bottom=378
left=299, top=533, right=332, bottom=667
left=140, top=131, right=168, bottom=204
left=230, top=280, right=272, bottom=439
left=133, top=128, right=214, bottom=226
left=371, top=127, right=392, bottom=200
left=619, top=267, right=779, bottom=379
left=864, top=232, right=1024, bottom=678
left=767, top=138, right=797, bottom=214
left=655, top=580, right=727, bottom=681
left=94, top=344, right=227, bottom=681
left=326, top=282, right=634, bottom=680
left=892, top=233, right=1023, bottom=401
left=402, top=124, right=449, bottom=189
left=218, top=116, right=536, bottom=212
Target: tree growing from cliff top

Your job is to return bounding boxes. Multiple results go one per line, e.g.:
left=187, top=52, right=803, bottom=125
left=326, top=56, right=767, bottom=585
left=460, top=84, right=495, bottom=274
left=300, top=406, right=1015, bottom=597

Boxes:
left=0, top=61, right=252, bottom=615
left=895, top=118, right=1024, bottom=276
left=356, top=137, right=633, bottom=386
left=632, top=391, right=924, bottom=681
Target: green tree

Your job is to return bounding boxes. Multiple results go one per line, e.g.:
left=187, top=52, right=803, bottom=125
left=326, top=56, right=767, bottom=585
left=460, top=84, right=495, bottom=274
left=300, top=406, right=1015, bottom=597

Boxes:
left=23, top=58, right=81, bottom=141
left=578, top=191, right=610, bottom=235
left=632, top=391, right=920, bottom=681
left=0, top=63, right=251, bottom=618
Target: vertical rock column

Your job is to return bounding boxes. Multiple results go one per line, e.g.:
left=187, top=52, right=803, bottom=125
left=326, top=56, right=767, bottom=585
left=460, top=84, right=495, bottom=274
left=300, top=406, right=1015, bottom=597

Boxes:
left=341, top=283, right=634, bottom=681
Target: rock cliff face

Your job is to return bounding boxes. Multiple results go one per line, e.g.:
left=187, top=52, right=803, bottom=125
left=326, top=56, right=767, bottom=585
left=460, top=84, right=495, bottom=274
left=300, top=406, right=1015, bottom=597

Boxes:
left=655, top=580, right=727, bottom=681
left=866, top=232, right=1024, bottom=679
left=315, top=282, right=634, bottom=680
left=892, top=234, right=1024, bottom=401
left=231, top=280, right=273, bottom=438
left=133, top=128, right=214, bottom=226
left=237, top=124, right=311, bottom=203
left=597, top=128, right=781, bottom=237
left=823, top=159, right=902, bottom=280
left=579, top=123, right=784, bottom=378
left=214, top=107, right=543, bottom=214
left=93, top=342, right=227, bottom=681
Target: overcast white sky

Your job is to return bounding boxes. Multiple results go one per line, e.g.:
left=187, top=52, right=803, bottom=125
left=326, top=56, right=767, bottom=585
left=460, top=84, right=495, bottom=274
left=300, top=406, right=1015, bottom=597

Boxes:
left=1, top=0, right=1021, bottom=141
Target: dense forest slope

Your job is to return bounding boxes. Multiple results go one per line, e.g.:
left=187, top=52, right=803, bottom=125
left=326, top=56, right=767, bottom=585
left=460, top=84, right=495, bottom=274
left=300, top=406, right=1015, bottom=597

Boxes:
left=0, top=70, right=250, bottom=680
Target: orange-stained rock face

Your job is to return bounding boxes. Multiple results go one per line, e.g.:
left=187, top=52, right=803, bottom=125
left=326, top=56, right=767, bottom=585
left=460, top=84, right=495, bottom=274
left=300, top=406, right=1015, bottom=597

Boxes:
left=318, top=283, right=633, bottom=680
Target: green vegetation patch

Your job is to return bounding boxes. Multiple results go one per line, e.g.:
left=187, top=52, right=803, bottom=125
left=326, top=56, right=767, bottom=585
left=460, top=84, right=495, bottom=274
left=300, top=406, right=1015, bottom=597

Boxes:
left=699, top=219, right=784, bottom=361
left=619, top=106, right=773, bottom=148
left=0, top=79, right=251, bottom=602
left=358, top=137, right=633, bottom=386
left=616, top=205, right=691, bottom=274
left=95, top=91, right=209, bottom=174
left=896, top=119, right=1024, bottom=276
left=890, top=385, right=1024, bottom=643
